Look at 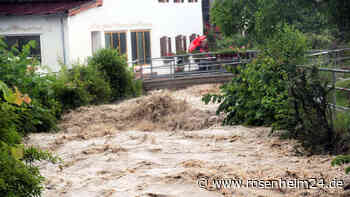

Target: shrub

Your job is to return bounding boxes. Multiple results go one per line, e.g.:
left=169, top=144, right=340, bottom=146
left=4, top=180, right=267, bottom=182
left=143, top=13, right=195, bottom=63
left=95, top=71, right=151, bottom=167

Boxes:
left=0, top=81, right=59, bottom=197
left=53, top=63, right=112, bottom=111
left=0, top=38, right=59, bottom=133
left=306, top=32, right=335, bottom=49
left=204, top=25, right=342, bottom=153
left=203, top=25, right=308, bottom=126
left=277, top=67, right=335, bottom=153
left=0, top=142, right=59, bottom=197
left=215, top=34, right=251, bottom=50
left=88, top=49, right=142, bottom=100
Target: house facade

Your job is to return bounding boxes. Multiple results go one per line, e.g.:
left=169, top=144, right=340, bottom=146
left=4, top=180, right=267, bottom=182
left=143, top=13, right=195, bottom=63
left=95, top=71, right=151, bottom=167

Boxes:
left=0, top=0, right=203, bottom=71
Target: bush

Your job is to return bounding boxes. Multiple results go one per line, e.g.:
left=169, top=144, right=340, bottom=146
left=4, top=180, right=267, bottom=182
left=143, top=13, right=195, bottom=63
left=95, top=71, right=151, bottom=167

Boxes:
left=0, top=38, right=60, bottom=133
left=203, top=25, right=308, bottom=126
left=204, top=25, right=343, bottom=153
left=306, top=32, right=335, bottom=49
left=53, top=63, right=112, bottom=111
left=88, top=49, right=142, bottom=100
left=215, top=34, right=252, bottom=50
left=278, top=67, right=335, bottom=153
left=0, top=81, right=59, bottom=197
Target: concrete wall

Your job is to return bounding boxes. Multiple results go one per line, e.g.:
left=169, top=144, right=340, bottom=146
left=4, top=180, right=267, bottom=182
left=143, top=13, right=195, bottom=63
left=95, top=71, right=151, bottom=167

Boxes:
left=0, top=15, right=67, bottom=71
left=67, top=0, right=203, bottom=64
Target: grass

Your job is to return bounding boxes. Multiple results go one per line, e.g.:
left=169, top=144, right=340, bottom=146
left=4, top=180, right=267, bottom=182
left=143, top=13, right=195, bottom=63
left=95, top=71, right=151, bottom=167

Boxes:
left=335, top=79, right=350, bottom=107
left=334, top=110, right=350, bottom=132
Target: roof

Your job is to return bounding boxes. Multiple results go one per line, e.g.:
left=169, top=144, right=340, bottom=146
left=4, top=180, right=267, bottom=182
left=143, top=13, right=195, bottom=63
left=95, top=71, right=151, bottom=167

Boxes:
left=0, top=0, right=102, bottom=16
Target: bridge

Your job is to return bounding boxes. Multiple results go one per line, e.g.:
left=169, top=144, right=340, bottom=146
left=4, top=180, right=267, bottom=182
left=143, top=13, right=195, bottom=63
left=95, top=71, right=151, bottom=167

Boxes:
left=131, top=51, right=258, bottom=90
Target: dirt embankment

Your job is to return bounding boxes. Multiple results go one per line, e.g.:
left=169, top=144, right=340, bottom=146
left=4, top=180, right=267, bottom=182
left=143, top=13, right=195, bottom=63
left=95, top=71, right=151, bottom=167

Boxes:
left=27, top=84, right=349, bottom=197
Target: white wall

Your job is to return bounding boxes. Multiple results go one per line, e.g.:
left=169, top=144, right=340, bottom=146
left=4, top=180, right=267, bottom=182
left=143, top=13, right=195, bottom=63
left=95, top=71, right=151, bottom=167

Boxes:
left=0, top=0, right=203, bottom=71
left=67, top=0, right=203, bottom=64
left=0, top=15, right=67, bottom=72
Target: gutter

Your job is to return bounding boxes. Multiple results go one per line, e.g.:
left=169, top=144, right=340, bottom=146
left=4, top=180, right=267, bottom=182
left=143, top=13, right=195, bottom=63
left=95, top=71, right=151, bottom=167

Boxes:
left=60, top=15, right=67, bottom=65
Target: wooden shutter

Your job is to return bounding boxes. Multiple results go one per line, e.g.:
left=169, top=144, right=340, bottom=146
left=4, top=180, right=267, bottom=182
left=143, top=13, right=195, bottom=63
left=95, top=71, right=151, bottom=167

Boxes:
left=160, top=36, right=167, bottom=57
left=168, top=37, right=172, bottom=55
left=175, top=35, right=184, bottom=53
left=183, top=36, right=187, bottom=52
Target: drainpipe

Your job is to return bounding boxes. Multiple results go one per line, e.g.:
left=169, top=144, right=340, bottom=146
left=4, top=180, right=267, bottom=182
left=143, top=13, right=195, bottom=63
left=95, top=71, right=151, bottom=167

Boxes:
left=60, top=16, right=67, bottom=65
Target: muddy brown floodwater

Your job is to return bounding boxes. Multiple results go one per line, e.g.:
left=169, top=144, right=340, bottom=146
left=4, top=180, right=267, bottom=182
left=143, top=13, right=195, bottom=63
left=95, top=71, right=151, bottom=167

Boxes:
left=27, top=84, right=349, bottom=197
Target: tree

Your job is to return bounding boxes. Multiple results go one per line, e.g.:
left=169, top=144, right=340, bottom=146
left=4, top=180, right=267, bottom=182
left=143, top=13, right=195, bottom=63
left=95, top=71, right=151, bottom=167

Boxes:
left=211, top=0, right=350, bottom=43
left=325, top=0, right=350, bottom=41
left=210, top=0, right=331, bottom=44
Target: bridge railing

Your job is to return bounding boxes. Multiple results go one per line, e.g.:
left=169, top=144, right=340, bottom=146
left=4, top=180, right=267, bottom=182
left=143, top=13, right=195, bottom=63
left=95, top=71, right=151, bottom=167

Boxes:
left=129, top=50, right=259, bottom=81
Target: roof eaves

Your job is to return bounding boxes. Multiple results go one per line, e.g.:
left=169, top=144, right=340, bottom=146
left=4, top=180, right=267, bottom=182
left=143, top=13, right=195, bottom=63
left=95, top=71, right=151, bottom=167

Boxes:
left=68, top=0, right=102, bottom=16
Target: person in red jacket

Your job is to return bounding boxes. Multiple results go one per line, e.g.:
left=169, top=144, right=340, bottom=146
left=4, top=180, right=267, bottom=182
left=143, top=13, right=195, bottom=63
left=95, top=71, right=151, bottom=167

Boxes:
left=189, top=35, right=208, bottom=53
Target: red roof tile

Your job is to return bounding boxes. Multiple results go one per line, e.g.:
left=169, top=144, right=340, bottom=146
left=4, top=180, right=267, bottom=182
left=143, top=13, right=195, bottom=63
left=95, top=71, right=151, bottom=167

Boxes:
left=0, top=0, right=101, bottom=16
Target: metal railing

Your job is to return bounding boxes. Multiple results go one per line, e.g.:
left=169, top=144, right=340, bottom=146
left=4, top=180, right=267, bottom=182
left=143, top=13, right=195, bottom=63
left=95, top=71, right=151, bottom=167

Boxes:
left=130, top=50, right=258, bottom=81
left=305, top=48, right=350, bottom=112
left=131, top=49, right=350, bottom=113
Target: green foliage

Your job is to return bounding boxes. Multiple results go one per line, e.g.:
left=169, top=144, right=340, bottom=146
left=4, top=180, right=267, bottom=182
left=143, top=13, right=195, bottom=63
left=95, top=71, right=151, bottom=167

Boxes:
left=332, top=155, right=350, bottom=174
left=204, top=24, right=342, bottom=153
left=335, top=80, right=350, bottom=108
left=53, top=63, right=112, bottom=111
left=210, top=0, right=336, bottom=44
left=0, top=38, right=59, bottom=133
left=0, top=144, right=43, bottom=197
left=88, top=49, right=142, bottom=100
left=0, top=102, right=21, bottom=146
left=0, top=82, right=59, bottom=197
left=0, top=142, right=60, bottom=197
left=215, top=34, right=252, bottom=50
left=277, top=67, right=335, bottom=153
left=325, top=0, right=350, bottom=41
left=306, top=32, right=335, bottom=49
left=203, top=25, right=308, bottom=126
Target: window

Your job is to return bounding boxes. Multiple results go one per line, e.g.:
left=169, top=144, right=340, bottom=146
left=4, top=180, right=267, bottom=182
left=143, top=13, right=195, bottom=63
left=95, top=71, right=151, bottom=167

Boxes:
left=188, top=0, right=198, bottom=2
left=174, top=0, right=184, bottom=3
left=158, top=0, right=169, bottom=2
left=105, top=32, right=127, bottom=55
left=131, top=31, right=151, bottom=64
left=3, top=35, right=41, bottom=60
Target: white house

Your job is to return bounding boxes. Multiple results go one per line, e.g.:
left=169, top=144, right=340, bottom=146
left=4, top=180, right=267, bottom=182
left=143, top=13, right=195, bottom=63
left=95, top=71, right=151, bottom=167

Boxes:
left=0, top=0, right=203, bottom=72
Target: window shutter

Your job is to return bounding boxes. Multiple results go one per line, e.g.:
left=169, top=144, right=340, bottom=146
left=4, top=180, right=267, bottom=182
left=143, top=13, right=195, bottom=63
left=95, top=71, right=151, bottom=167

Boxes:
left=168, top=37, right=172, bottom=55
left=160, top=36, right=166, bottom=57
left=183, top=36, right=187, bottom=52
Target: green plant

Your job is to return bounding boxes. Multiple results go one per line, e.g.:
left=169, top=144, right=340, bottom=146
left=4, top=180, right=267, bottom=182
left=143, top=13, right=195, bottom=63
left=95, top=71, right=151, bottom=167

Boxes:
left=279, top=67, right=335, bottom=153
left=88, top=49, right=142, bottom=100
left=0, top=38, right=60, bottom=133
left=0, top=81, right=59, bottom=197
left=203, top=25, right=308, bottom=126
left=215, top=34, right=252, bottom=50
left=335, top=80, right=350, bottom=108
left=306, top=32, right=335, bottom=49
left=53, top=63, right=112, bottom=111
left=0, top=142, right=60, bottom=197
left=332, top=155, right=350, bottom=174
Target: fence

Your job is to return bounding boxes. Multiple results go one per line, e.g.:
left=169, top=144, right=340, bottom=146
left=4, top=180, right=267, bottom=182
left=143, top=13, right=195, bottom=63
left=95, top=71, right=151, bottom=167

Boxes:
left=307, top=48, right=350, bottom=112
